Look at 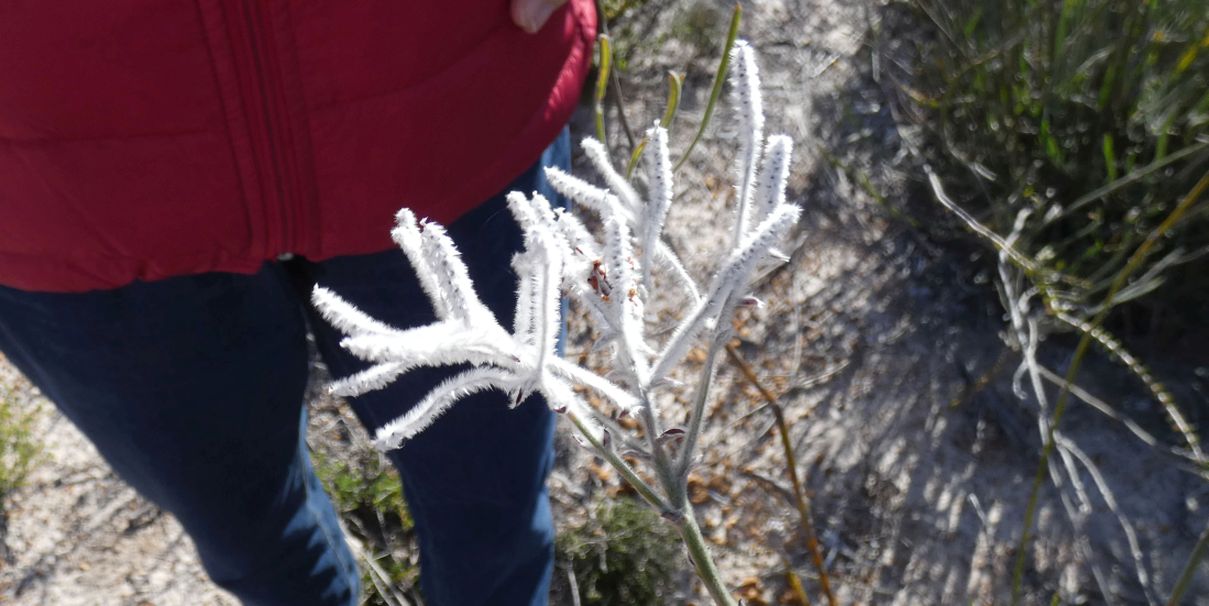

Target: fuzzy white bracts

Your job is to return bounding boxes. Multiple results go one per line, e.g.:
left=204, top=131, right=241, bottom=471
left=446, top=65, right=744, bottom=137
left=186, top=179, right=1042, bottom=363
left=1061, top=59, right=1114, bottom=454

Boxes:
left=314, top=40, right=799, bottom=457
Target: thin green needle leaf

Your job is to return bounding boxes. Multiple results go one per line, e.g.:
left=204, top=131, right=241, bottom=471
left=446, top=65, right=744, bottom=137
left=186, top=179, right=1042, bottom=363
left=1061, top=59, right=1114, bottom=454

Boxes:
left=594, top=34, right=613, bottom=144
left=1168, top=518, right=1209, bottom=606
left=674, top=3, right=742, bottom=172
left=659, top=71, right=684, bottom=129
left=626, top=71, right=684, bottom=178
left=1045, top=139, right=1209, bottom=224
left=1102, top=133, right=1118, bottom=183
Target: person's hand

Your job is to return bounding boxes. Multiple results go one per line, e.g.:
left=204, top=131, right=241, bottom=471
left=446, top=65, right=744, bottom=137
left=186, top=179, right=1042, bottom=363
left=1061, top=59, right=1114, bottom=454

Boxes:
left=510, top=0, right=569, bottom=33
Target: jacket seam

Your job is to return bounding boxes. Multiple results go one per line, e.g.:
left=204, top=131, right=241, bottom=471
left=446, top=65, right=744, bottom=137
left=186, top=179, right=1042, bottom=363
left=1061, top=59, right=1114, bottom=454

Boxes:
left=276, top=3, right=320, bottom=255
left=194, top=0, right=262, bottom=267
left=0, top=129, right=213, bottom=146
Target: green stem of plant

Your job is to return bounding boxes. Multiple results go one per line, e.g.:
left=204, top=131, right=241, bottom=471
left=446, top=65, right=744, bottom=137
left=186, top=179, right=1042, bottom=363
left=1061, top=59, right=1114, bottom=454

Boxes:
left=626, top=71, right=684, bottom=178
left=568, top=397, right=735, bottom=606
left=675, top=3, right=742, bottom=172
left=566, top=409, right=669, bottom=513
left=1011, top=170, right=1209, bottom=605
left=676, top=507, right=738, bottom=606
left=676, top=338, right=725, bottom=479
left=1168, top=517, right=1209, bottom=606
left=784, top=562, right=814, bottom=606
left=637, top=384, right=682, bottom=508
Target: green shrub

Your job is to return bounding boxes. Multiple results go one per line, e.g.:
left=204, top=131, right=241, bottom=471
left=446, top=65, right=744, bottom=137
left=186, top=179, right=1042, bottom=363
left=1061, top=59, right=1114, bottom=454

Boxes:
left=909, top=0, right=1209, bottom=335
left=556, top=498, right=681, bottom=605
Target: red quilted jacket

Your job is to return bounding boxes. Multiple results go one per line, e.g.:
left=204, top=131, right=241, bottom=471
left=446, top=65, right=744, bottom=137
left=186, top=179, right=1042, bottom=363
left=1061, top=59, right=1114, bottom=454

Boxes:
left=0, top=1, right=595, bottom=292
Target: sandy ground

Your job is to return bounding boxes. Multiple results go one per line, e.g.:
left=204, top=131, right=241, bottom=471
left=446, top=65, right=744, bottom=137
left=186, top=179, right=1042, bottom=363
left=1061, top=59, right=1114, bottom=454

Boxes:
left=3, top=1, right=1208, bottom=605
left=0, top=363, right=237, bottom=605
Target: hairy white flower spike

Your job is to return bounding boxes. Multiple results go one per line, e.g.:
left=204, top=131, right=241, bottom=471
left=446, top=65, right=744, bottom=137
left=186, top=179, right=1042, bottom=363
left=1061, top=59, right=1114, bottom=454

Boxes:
left=582, top=137, right=642, bottom=215
left=507, top=193, right=551, bottom=353
left=602, top=215, right=650, bottom=385
left=532, top=230, right=563, bottom=387
left=512, top=252, right=538, bottom=346
left=339, top=327, right=505, bottom=369
left=374, top=367, right=522, bottom=450
left=312, top=287, right=405, bottom=337
left=506, top=191, right=542, bottom=233
left=506, top=192, right=570, bottom=398
left=329, top=362, right=406, bottom=398
left=391, top=209, right=452, bottom=320
left=417, top=221, right=495, bottom=326
left=649, top=203, right=801, bottom=384
left=545, top=167, right=635, bottom=225
left=709, top=203, right=801, bottom=305
left=506, top=192, right=562, bottom=265
left=752, top=135, right=793, bottom=229
left=550, top=208, right=601, bottom=267
left=730, top=40, right=765, bottom=247
left=389, top=210, right=494, bottom=327
left=641, top=123, right=674, bottom=294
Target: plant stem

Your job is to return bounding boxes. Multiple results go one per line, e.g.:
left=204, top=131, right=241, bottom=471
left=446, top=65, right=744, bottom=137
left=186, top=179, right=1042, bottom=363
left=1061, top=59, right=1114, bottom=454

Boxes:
left=566, top=409, right=669, bottom=513
left=570, top=400, right=736, bottom=606
left=784, top=560, right=813, bottom=606
left=676, top=338, right=726, bottom=478
left=1168, top=516, right=1209, bottom=606
left=725, top=343, right=837, bottom=606
left=637, top=385, right=682, bottom=506
left=676, top=507, right=738, bottom=606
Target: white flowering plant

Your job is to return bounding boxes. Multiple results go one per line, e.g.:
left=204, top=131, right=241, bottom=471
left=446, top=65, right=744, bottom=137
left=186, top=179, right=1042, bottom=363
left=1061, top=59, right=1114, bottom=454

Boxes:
left=313, top=40, right=797, bottom=606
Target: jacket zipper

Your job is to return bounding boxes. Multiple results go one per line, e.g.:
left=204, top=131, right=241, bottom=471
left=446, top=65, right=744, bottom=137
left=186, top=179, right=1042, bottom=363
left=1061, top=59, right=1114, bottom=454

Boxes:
left=231, top=0, right=299, bottom=258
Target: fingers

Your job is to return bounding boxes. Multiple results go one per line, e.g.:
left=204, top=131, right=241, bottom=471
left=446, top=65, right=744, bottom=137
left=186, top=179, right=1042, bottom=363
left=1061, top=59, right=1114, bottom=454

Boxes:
left=510, top=0, right=569, bottom=34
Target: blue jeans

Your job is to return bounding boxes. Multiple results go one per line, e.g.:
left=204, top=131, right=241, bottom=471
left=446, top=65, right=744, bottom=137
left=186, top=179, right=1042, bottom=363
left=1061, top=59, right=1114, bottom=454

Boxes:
left=0, top=130, right=570, bottom=606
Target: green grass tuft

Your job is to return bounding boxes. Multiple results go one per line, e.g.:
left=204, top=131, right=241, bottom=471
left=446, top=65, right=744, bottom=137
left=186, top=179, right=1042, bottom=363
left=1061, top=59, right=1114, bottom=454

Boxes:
left=909, top=0, right=1209, bottom=337
left=0, top=391, right=39, bottom=505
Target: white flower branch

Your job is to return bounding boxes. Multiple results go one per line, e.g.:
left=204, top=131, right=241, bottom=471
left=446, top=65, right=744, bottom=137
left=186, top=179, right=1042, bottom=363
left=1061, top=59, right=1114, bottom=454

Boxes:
left=313, top=40, right=797, bottom=606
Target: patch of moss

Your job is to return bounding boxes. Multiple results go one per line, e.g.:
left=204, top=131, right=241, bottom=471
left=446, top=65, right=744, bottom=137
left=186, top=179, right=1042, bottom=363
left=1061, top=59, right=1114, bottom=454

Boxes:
left=557, top=498, right=681, bottom=605
left=0, top=392, right=39, bottom=505
left=312, top=447, right=419, bottom=604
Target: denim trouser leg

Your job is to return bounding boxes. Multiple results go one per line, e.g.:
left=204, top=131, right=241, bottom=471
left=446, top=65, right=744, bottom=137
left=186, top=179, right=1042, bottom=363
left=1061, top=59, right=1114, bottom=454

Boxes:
left=0, top=268, right=361, bottom=606
left=0, top=129, right=569, bottom=606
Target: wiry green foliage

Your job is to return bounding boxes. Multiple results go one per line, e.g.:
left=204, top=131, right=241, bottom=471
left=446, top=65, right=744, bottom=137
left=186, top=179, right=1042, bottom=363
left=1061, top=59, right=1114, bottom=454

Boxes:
left=556, top=498, right=680, bottom=606
left=0, top=391, right=38, bottom=504
left=903, top=3, right=1209, bottom=602
left=912, top=0, right=1209, bottom=332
